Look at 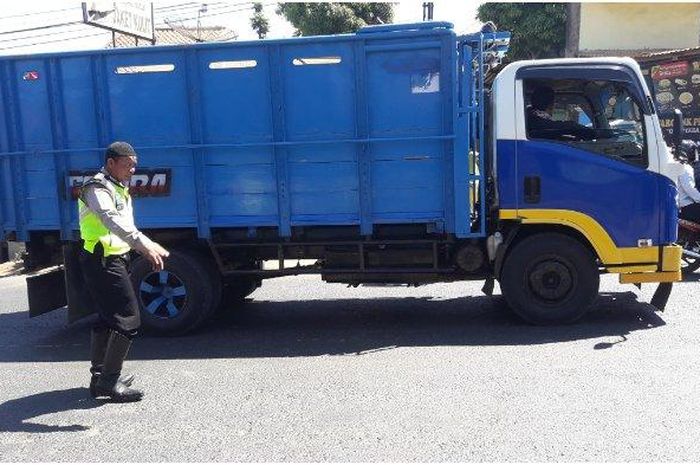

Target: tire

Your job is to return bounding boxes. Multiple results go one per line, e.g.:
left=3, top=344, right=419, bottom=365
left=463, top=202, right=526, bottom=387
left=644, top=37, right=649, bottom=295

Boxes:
left=678, top=229, right=700, bottom=274
left=217, top=277, right=261, bottom=313
left=130, top=249, right=217, bottom=335
left=185, top=249, right=223, bottom=314
left=0, top=241, right=8, bottom=264
left=500, top=233, right=600, bottom=325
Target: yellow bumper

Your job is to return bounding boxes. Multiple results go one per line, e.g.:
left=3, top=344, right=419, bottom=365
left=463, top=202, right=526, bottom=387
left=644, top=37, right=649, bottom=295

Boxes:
left=618, top=245, right=682, bottom=284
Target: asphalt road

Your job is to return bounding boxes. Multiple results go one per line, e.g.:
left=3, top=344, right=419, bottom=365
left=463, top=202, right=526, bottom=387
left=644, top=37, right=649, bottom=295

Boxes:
left=0, top=272, right=699, bottom=461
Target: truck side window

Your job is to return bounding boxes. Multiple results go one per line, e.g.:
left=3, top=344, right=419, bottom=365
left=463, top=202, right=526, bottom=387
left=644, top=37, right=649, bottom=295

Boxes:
left=524, top=79, right=647, bottom=167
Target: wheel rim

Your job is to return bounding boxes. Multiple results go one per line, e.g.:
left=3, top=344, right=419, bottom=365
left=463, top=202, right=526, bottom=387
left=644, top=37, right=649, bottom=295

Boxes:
left=139, top=270, right=187, bottom=319
left=528, top=260, right=574, bottom=303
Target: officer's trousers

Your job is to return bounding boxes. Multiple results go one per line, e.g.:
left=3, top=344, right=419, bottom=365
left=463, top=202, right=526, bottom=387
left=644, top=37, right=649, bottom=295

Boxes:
left=79, top=242, right=141, bottom=336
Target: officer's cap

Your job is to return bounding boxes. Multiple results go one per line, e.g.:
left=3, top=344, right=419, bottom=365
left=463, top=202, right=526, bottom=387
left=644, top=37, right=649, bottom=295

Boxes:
left=105, top=141, right=137, bottom=161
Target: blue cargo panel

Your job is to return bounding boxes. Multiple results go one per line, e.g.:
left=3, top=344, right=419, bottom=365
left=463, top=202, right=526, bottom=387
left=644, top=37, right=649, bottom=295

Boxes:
left=0, top=22, right=487, bottom=241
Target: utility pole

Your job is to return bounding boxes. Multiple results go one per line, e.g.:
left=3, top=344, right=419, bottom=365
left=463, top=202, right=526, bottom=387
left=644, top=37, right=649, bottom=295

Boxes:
left=422, top=2, right=434, bottom=21
left=197, top=3, right=208, bottom=42
left=565, top=2, right=581, bottom=58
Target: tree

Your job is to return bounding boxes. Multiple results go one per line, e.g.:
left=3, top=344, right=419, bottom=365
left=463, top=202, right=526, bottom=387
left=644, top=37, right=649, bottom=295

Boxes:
left=277, top=3, right=393, bottom=36
left=476, top=3, right=567, bottom=61
left=250, top=2, right=270, bottom=39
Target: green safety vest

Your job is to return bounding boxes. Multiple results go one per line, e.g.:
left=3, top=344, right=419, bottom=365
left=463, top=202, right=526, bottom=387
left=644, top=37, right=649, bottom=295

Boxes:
left=78, top=172, right=133, bottom=256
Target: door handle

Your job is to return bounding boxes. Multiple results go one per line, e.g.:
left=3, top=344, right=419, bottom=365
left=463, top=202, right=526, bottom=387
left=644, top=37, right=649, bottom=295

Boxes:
left=524, top=176, right=540, bottom=204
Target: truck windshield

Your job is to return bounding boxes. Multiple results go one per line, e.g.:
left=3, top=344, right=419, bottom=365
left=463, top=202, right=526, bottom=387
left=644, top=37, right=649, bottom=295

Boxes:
left=524, top=79, right=647, bottom=167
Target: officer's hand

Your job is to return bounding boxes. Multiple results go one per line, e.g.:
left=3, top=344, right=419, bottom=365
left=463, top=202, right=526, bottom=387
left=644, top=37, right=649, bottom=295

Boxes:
left=136, top=238, right=170, bottom=271
left=144, top=242, right=169, bottom=271
left=144, top=247, right=165, bottom=271
left=151, top=242, right=170, bottom=259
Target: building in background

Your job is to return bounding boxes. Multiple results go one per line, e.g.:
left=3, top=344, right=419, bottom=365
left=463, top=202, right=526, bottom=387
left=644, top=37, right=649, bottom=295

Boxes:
left=109, top=26, right=237, bottom=47
left=572, top=3, right=700, bottom=58
left=568, top=2, right=700, bottom=142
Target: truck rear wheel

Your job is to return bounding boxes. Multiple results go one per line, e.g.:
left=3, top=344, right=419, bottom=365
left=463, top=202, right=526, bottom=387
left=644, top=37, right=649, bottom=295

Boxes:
left=500, top=233, right=599, bottom=325
left=130, top=249, right=217, bottom=335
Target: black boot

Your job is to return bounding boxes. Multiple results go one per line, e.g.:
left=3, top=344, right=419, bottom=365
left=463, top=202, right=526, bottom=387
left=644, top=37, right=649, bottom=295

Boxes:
left=89, top=328, right=135, bottom=398
left=93, top=330, right=144, bottom=403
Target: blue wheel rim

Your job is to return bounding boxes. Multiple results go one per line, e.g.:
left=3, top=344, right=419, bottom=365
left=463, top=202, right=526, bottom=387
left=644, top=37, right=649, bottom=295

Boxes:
left=139, top=270, right=187, bottom=319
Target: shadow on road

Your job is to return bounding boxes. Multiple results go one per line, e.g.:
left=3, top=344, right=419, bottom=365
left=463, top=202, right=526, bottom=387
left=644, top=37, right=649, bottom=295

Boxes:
left=0, top=290, right=666, bottom=362
left=0, top=388, right=96, bottom=433
left=681, top=272, right=700, bottom=282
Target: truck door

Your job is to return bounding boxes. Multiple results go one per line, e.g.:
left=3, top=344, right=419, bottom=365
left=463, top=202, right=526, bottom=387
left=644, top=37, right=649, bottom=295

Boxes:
left=512, top=65, right=670, bottom=252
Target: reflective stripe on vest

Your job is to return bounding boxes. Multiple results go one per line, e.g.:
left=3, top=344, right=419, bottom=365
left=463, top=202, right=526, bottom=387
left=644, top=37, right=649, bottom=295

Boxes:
left=78, top=174, right=132, bottom=256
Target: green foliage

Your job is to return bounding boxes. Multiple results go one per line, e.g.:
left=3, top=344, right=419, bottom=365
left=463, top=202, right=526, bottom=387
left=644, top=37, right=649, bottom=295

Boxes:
left=477, top=3, right=567, bottom=61
left=276, top=3, right=394, bottom=36
left=251, top=2, right=270, bottom=39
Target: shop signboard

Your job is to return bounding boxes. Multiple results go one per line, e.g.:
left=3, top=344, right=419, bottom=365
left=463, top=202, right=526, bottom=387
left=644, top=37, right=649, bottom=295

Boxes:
left=642, top=56, right=700, bottom=143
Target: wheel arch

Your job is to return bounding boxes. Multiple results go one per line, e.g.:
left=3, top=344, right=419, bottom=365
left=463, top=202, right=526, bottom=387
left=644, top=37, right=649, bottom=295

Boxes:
left=495, top=221, right=599, bottom=280
left=496, top=209, right=660, bottom=275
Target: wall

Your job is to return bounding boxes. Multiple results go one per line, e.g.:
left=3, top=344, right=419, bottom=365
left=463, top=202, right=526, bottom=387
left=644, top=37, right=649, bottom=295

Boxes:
left=579, top=3, right=700, bottom=52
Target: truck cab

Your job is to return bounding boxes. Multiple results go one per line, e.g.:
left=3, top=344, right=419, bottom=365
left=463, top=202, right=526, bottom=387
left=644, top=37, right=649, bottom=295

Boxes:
left=489, top=57, right=681, bottom=323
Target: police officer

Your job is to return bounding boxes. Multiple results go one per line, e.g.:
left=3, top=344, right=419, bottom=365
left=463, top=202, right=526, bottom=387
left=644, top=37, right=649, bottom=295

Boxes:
left=79, top=141, right=170, bottom=402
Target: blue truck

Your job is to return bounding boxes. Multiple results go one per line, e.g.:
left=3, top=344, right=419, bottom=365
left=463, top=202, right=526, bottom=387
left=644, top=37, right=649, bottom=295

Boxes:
left=0, top=22, right=683, bottom=334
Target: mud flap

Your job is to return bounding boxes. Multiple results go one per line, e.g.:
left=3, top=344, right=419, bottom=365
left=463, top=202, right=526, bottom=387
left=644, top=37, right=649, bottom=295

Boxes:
left=62, top=242, right=97, bottom=323
left=28, top=242, right=97, bottom=322
left=27, top=267, right=67, bottom=318
left=650, top=282, right=673, bottom=311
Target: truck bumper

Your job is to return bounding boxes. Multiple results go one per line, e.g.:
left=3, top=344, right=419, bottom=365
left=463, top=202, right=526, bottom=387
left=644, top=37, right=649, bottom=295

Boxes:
left=617, top=245, right=682, bottom=284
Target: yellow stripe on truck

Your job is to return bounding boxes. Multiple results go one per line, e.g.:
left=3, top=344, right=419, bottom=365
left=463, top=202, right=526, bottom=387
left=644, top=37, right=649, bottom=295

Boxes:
left=499, top=209, right=661, bottom=265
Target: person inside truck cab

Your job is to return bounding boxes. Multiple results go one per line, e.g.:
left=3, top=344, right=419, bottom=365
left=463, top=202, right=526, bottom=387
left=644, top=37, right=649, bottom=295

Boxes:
left=526, top=85, right=596, bottom=141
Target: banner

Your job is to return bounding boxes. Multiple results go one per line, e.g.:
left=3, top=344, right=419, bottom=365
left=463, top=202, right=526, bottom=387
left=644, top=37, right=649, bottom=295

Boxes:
left=644, top=57, right=700, bottom=143
left=82, top=1, right=154, bottom=41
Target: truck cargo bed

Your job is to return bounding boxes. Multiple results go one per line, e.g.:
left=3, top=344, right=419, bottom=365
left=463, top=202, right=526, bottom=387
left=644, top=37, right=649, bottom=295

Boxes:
left=0, top=22, right=483, bottom=241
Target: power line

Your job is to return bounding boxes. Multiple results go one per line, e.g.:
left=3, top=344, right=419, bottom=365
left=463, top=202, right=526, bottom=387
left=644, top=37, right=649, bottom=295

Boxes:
left=154, top=2, right=201, bottom=13
left=0, top=24, right=88, bottom=44
left=156, top=2, right=198, bottom=9
left=0, top=21, right=82, bottom=36
left=0, top=6, right=81, bottom=20
left=0, top=31, right=108, bottom=52
left=160, top=3, right=249, bottom=24
left=158, top=2, right=264, bottom=25
left=155, top=2, right=229, bottom=14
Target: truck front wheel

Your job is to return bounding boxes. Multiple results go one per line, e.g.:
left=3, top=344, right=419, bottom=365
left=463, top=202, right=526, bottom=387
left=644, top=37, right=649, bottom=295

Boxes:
left=500, top=233, right=599, bottom=325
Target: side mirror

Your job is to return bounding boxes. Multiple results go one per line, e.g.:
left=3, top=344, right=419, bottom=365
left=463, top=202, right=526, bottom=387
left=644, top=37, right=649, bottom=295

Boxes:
left=673, top=108, right=684, bottom=148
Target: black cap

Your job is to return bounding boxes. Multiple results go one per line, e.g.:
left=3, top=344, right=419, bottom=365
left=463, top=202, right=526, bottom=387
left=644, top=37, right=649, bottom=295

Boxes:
left=105, top=141, right=137, bottom=161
